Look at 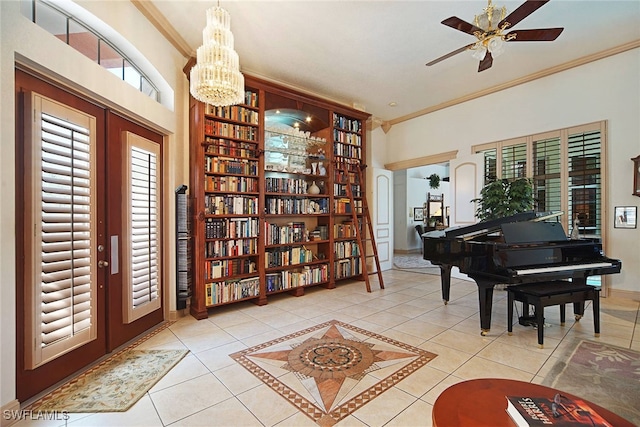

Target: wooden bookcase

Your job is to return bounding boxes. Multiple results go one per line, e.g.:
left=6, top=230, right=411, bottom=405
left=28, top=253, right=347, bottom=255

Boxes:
left=188, top=75, right=370, bottom=319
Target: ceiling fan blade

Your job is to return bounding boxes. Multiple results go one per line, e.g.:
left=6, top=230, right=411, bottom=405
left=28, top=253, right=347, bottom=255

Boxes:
left=478, top=52, right=493, bottom=72
left=426, top=43, right=475, bottom=66
left=441, top=16, right=484, bottom=36
left=499, top=0, right=550, bottom=29
left=507, top=27, right=564, bottom=41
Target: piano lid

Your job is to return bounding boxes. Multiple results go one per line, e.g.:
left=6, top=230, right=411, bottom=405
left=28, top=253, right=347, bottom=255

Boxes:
left=442, top=211, right=537, bottom=240
left=423, top=211, right=565, bottom=241
left=501, top=221, right=568, bottom=244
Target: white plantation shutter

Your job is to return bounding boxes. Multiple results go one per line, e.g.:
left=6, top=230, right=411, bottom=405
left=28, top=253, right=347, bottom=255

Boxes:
left=124, top=132, right=161, bottom=322
left=26, top=94, right=97, bottom=369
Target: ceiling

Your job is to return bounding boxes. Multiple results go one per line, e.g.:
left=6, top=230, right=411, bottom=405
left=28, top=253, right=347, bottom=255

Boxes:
left=144, top=0, right=640, bottom=124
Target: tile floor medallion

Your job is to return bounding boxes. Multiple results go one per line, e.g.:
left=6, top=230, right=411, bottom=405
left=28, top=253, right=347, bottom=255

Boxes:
left=230, top=319, right=437, bottom=426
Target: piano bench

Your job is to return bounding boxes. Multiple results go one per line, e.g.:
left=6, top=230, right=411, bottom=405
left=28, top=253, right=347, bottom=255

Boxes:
left=506, top=281, right=600, bottom=348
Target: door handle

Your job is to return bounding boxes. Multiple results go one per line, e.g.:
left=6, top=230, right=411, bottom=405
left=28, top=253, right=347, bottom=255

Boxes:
left=98, top=260, right=109, bottom=268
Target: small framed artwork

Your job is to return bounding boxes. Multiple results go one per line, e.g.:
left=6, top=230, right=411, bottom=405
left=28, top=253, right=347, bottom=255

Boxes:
left=614, top=206, right=637, bottom=229
left=413, top=207, right=424, bottom=222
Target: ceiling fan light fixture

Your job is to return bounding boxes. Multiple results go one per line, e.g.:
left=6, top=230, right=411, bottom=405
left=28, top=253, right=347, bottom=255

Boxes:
left=190, top=5, right=245, bottom=106
left=473, top=0, right=507, bottom=32
left=471, top=45, right=487, bottom=61
left=488, top=36, right=505, bottom=57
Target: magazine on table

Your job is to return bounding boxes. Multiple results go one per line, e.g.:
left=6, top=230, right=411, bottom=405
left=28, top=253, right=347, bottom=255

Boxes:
left=506, top=394, right=613, bottom=427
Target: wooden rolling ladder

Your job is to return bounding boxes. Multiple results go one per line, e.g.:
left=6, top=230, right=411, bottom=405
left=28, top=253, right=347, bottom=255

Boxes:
left=335, top=159, right=384, bottom=292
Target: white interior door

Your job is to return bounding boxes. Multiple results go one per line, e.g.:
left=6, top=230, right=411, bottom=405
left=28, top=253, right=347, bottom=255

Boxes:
left=371, top=168, right=393, bottom=271
left=449, top=153, right=484, bottom=227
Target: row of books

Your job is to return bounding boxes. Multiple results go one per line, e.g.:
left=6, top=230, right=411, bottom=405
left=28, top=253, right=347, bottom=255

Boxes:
left=333, top=129, right=362, bottom=146
left=205, top=217, right=259, bottom=239
left=204, top=276, right=260, bottom=306
left=334, top=222, right=357, bottom=238
left=265, top=177, right=312, bottom=194
left=333, top=113, right=361, bottom=133
left=205, top=138, right=258, bottom=159
left=205, top=195, right=259, bottom=215
left=205, top=175, right=258, bottom=193
left=334, top=169, right=360, bottom=184
left=205, top=258, right=257, bottom=280
left=334, top=198, right=363, bottom=214
left=204, top=119, right=258, bottom=142
left=204, top=238, right=258, bottom=258
left=264, top=221, right=306, bottom=245
left=243, top=90, right=259, bottom=108
left=265, top=197, right=329, bottom=215
left=265, top=265, right=329, bottom=292
left=334, top=241, right=360, bottom=259
left=334, top=142, right=362, bottom=159
left=265, top=246, right=316, bottom=268
left=334, top=183, right=362, bottom=197
left=206, top=105, right=259, bottom=125
left=334, top=258, right=361, bottom=279
left=204, top=156, right=258, bottom=175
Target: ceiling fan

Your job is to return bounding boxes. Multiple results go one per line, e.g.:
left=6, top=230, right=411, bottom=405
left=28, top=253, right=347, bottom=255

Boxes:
left=426, top=0, right=564, bottom=72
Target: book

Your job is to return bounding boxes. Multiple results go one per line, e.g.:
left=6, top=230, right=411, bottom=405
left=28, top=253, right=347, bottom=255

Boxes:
left=506, top=395, right=613, bottom=427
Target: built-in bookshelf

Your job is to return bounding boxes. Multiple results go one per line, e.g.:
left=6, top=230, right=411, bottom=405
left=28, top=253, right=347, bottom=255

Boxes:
left=332, top=112, right=365, bottom=283
left=188, top=75, right=370, bottom=319
left=263, top=118, right=332, bottom=296
left=188, top=88, right=263, bottom=319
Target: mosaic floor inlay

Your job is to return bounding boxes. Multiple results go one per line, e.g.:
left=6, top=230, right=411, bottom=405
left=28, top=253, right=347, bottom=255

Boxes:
left=230, top=320, right=437, bottom=426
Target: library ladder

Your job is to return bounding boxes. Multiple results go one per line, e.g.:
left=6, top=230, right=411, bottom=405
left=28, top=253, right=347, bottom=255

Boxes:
left=335, top=159, right=384, bottom=292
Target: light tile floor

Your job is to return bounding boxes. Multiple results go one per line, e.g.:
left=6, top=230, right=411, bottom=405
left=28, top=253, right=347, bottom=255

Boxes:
left=17, top=264, right=640, bottom=427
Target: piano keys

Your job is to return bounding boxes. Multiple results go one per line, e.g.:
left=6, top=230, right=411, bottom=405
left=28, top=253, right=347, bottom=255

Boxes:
left=422, top=211, right=621, bottom=335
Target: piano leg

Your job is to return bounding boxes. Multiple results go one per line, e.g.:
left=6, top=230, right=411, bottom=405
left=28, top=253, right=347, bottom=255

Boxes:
left=439, top=265, right=452, bottom=305
left=571, top=276, right=587, bottom=320
left=473, top=277, right=495, bottom=336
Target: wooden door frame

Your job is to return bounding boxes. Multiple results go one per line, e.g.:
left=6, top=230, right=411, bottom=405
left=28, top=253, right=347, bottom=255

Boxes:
left=15, top=68, right=108, bottom=402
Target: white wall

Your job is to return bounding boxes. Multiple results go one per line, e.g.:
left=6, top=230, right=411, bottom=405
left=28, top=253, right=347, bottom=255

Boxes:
left=385, top=49, right=640, bottom=296
left=1, top=0, right=189, bottom=410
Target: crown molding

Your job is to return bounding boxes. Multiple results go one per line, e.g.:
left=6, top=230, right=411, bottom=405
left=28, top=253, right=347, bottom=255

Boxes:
left=130, top=0, right=193, bottom=58
left=383, top=40, right=640, bottom=131
left=385, top=151, right=458, bottom=171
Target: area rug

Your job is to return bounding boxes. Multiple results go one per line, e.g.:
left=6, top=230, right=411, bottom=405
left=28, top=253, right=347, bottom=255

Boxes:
left=230, top=319, right=437, bottom=426
left=393, top=254, right=437, bottom=270
left=28, top=321, right=186, bottom=413
left=542, top=339, right=640, bottom=425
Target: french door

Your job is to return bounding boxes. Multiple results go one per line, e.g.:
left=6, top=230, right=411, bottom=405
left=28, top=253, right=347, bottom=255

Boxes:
left=15, top=69, right=164, bottom=402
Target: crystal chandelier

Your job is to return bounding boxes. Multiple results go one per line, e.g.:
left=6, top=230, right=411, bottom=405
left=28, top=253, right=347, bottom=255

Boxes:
left=469, top=0, right=516, bottom=61
left=190, top=5, right=245, bottom=106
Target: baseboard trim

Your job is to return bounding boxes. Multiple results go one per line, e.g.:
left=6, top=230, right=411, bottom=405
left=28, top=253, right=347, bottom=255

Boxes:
left=1, top=399, right=21, bottom=427
left=608, top=288, right=640, bottom=301
left=393, top=249, right=421, bottom=254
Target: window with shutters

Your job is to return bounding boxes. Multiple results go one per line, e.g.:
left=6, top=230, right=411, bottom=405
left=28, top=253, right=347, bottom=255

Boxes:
left=568, top=129, right=602, bottom=237
left=502, top=143, right=527, bottom=180
left=472, top=121, right=606, bottom=240
left=533, top=136, right=562, bottom=214
left=25, top=94, right=97, bottom=369
left=123, top=132, right=161, bottom=323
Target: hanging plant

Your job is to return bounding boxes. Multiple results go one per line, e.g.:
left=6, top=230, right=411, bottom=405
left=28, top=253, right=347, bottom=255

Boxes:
left=428, top=173, right=440, bottom=189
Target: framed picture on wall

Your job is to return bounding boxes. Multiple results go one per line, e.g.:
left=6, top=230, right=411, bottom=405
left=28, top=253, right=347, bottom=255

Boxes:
left=414, top=207, right=424, bottom=222
left=614, top=206, right=637, bottom=229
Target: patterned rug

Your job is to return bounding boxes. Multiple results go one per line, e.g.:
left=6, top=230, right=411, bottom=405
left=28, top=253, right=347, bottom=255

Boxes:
left=542, top=339, right=640, bottom=425
left=393, top=254, right=437, bottom=270
left=231, top=320, right=437, bottom=426
left=29, top=322, right=188, bottom=413
left=31, top=349, right=188, bottom=412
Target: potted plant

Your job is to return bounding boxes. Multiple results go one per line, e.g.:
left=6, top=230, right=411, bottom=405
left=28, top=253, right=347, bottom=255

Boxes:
left=472, top=178, right=534, bottom=221
left=428, top=173, right=440, bottom=190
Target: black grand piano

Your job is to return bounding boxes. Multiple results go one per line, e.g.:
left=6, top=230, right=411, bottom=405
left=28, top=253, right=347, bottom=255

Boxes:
left=422, top=211, right=621, bottom=335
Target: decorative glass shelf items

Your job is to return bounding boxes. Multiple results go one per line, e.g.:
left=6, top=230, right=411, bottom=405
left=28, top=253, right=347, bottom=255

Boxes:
left=265, top=124, right=327, bottom=173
